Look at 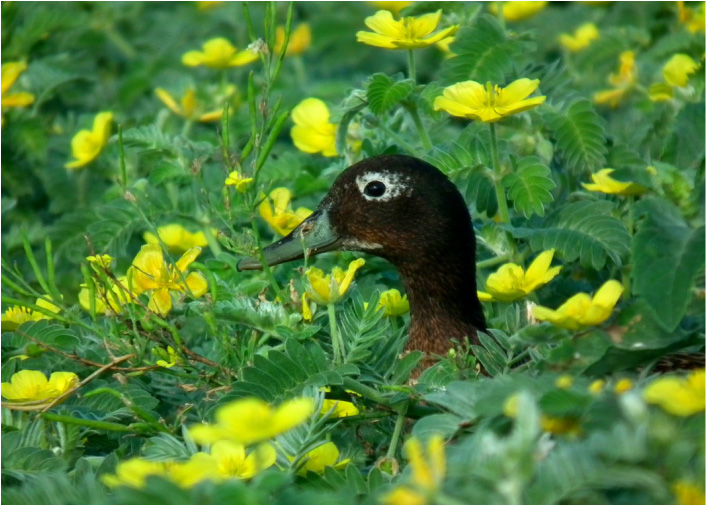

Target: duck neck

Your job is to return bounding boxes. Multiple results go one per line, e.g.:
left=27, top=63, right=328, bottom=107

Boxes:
left=397, top=252, right=486, bottom=357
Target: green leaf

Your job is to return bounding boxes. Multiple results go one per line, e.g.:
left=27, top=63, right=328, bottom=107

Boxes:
left=513, top=201, right=630, bottom=270
left=441, top=15, right=518, bottom=84
left=502, top=156, right=556, bottom=218
left=549, top=99, right=607, bottom=174
left=365, top=73, right=414, bottom=116
left=632, top=198, right=705, bottom=331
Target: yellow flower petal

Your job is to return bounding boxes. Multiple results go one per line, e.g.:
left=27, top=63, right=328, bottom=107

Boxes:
left=155, top=88, right=183, bottom=116
left=175, top=247, right=202, bottom=273
left=644, top=369, right=705, bottom=416
left=663, top=54, right=700, bottom=87
left=184, top=271, right=208, bottom=298
left=1, top=61, right=27, bottom=95
left=149, top=288, right=173, bottom=316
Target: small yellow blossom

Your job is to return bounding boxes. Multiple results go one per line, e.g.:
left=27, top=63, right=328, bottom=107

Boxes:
left=298, top=441, right=350, bottom=475
left=677, top=1, right=705, bottom=33
left=663, top=54, right=700, bottom=87
left=189, top=397, right=315, bottom=445
left=101, top=458, right=171, bottom=489
left=202, top=440, right=277, bottom=480
left=182, top=38, right=258, bottom=68
left=368, top=1, right=413, bottom=16
left=588, top=379, right=605, bottom=395
left=555, top=375, right=574, bottom=389
left=532, top=280, right=624, bottom=330
left=155, top=87, right=225, bottom=122
left=356, top=10, right=459, bottom=50
left=378, top=289, right=410, bottom=316
left=322, top=399, right=360, bottom=417
left=2, top=295, right=62, bottom=331
left=304, top=259, right=366, bottom=305
left=503, top=394, right=579, bottom=435
left=1, top=61, right=35, bottom=125
left=275, top=23, right=312, bottom=55
left=384, top=487, right=427, bottom=505
left=259, top=187, right=313, bottom=236
left=291, top=98, right=339, bottom=157
left=65, top=111, right=113, bottom=170
left=302, top=292, right=314, bottom=322
left=79, top=275, right=135, bottom=315
left=225, top=171, right=253, bottom=193
left=435, top=36, right=456, bottom=56
left=582, top=168, right=648, bottom=196
left=559, top=23, right=599, bottom=52
left=1, top=369, right=79, bottom=403
left=143, top=224, right=214, bottom=253
left=153, top=346, right=181, bottom=368
left=614, top=378, right=633, bottom=394
left=643, top=369, right=705, bottom=416
left=86, top=254, right=114, bottom=268
left=434, top=78, right=546, bottom=123
left=478, top=249, right=561, bottom=302
left=594, top=51, right=637, bottom=107
left=673, top=480, right=706, bottom=505
left=648, top=82, right=674, bottom=102
left=196, top=1, right=224, bottom=10
left=490, top=1, right=548, bottom=22
left=128, top=244, right=208, bottom=316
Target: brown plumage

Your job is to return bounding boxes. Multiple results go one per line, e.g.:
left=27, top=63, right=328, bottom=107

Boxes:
left=238, top=154, right=486, bottom=358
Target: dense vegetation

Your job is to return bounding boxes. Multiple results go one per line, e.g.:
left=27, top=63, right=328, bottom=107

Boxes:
left=1, top=2, right=705, bottom=504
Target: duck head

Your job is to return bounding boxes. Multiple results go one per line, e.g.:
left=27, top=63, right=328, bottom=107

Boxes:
left=238, top=154, right=486, bottom=357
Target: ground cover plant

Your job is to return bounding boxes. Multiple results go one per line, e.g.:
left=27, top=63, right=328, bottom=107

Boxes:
left=1, top=1, right=705, bottom=504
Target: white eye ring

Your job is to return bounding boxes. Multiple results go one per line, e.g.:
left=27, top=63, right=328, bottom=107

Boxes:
left=355, top=172, right=410, bottom=202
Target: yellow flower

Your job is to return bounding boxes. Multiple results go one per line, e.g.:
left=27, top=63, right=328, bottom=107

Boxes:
left=384, top=487, right=427, bottom=505
left=648, top=82, right=674, bottom=102
left=434, top=78, right=546, bottom=123
left=503, top=394, right=579, bottom=435
left=377, top=288, right=410, bottom=316
left=490, top=1, right=548, bottom=22
left=643, top=369, right=705, bottom=416
left=290, top=98, right=339, bottom=157
left=614, top=378, right=633, bottom=394
left=384, top=434, right=446, bottom=503
left=101, top=458, right=171, bottom=489
left=79, top=275, right=135, bottom=315
left=532, top=280, right=624, bottom=330
left=1, top=295, right=62, bottom=331
left=1, top=370, right=79, bottom=403
left=1, top=61, right=35, bottom=124
left=663, top=54, right=700, bottom=87
left=581, top=168, right=648, bottom=196
left=322, top=399, right=360, bottom=417
left=304, top=259, right=366, bottom=305
left=204, top=440, right=277, bottom=480
left=368, top=1, right=413, bottom=16
left=225, top=171, right=253, bottom=193
left=86, top=254, right=114, bottom=268
left=189, top=397, right=315, bottom=445
left=128, top=244, right=208, bottom=316
left=478, top=250, right=561, bottom=302
left=258, top=187, right=313, bottom=236
left=559, top=23, right=599, bottom=52
left=155, top=87, right=224, bottom=122
left=677, top=1, right=705, bottom=33
left=673, top=480, right=706, bottom=505
left=435, top=36, right=456, bottom=56
left=196, top=1, right=224, bottom=10
left=298, top=441, right=350, bottom=475
left=275, top=23, right=312, bottom=55
left=555, top=375, right=574, bottom=389
left=594, top=51, right=637, bottom=108
left=153, top=346, right=181, bottom=368
left=143, top=224, right=214, bottom=253
left=302, top=292, right=314, bottom=322
left=588, top=379, right=605, bottom=395
left=182, top=38, right=258, bottom=69
left=356, top=10, right=459, bottom=50
left=65, top=111, right=113, bottom=170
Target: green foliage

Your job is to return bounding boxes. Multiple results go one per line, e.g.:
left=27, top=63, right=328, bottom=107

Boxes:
left=1, top=2, right=704, bottom=505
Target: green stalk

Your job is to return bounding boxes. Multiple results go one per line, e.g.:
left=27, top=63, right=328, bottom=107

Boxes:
left=44, top=238, right=62, bottom=303
left=328, top=303, right=342, bottom=363
left=405, top=102, right=433, bottom=151
left=118, top=124, right=127, bottom=191
left=407, top=49, right=416, bottom=82
left=489, top=122, right=510, bottom=223
left=622, top=195, right=635, bottom=298
left=476, top=253, right=512, bottom=269
left=367, top=115, right=420, bottom=155
left=22, top=234, right=51, bottom=296
left=250, top=217, right=281, bottom=294
left=41, top=412, right=136, bottom=432
left=386, top=404, right=408, bottom=459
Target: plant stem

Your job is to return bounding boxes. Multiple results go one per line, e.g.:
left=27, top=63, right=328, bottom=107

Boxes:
left=328, top=303, right=343, bottom=363
left=370, top=116, right=420, bottom=155
left=406, top=102, right=433, bottom=151
left=476, top=253, right=512, bottom=269
left=489, top=122, right=509, bottom=223
left=407, top=49, right=416, bottom=82
left=386, top=404, right=408, bottom=459
left=622, top=195, right=635, bottom=298
left=250, top=217, right=280, bottom=294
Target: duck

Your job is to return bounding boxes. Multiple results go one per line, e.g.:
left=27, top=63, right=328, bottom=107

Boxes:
left=238, top=154, right=486, bottom=359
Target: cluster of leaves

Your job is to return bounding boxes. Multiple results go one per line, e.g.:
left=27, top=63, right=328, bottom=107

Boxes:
left=1, top=2, right=704, bottom=505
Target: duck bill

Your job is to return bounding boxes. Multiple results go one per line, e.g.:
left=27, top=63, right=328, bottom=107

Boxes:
left=237, top=210, right=341, bottom=271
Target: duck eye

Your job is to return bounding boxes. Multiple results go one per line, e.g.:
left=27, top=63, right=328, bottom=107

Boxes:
left=364, top=180, right=386, bottom=198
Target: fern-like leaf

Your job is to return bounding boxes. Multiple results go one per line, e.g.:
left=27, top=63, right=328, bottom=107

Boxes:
left=549, top=99, right=607, bottom=174
left=502, top=156, right=556, bottom=218
left=366, top=73, right=414, bottom=116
